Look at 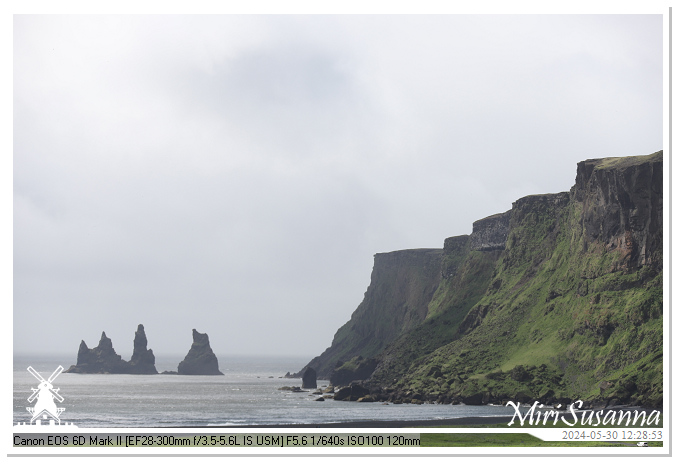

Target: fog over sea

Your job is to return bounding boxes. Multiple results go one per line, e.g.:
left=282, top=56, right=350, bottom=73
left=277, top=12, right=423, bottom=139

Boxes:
left=13, top=355, right=518, bottom=428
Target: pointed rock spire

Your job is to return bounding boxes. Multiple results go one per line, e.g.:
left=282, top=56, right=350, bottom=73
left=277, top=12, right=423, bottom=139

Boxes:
left=128, top=324, right=158, bottom=374
left=177, top=329, right=223, bottom=375
left=65, top=324, right=157, bottom=374
left=65, top=330, right=127, bottom=373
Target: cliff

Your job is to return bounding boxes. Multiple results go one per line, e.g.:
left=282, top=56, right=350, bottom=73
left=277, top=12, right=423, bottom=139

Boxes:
left=573, top=154, right=662, bottom=270
left=469, top=211, right=511, bottom=251
left=299, top=248, right=443, bottom=379
left=305, top=151, right=663, bottom=409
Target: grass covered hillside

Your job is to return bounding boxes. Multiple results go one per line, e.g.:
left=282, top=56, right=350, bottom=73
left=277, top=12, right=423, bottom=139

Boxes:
left=370, top=235, right=503, bottom=387
left=303, top=151, right=663, bottom=409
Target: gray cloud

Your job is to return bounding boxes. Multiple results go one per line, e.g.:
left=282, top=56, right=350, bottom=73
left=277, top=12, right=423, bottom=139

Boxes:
left=13, top=14, right=662, bottom=359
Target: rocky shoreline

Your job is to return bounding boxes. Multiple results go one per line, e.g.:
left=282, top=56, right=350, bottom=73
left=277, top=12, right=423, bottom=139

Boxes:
left=216, top=404, right=657, bottom=429
left=286, top=374, right=654, bottom=411
left=325, top=382, right=649, bottom=411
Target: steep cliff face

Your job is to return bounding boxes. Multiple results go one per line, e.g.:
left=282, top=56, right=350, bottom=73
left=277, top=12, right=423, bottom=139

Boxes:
left=573, top=153, right=663, bottom=270
left=469, top=211, right=511, bottom=251
left=370, top=235, right=502, bottom=387
left=304, top=151, right=663, bottom=408
left=301, top=248, right=443, bottom=378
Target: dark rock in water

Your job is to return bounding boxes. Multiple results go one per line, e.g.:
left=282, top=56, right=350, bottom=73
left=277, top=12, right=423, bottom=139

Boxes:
left=64, top=325, right=158, bottom=374
left=127, top=324, right=158, bottom=374
left=302, top=367, right=317, bottom=389
left=333, top=386, right=351, bottom=401
left=177, top=329, right=224, bottom=375
left=278, top=386, right=305, bottom=392
left=64, top=332, right=130, bottom=374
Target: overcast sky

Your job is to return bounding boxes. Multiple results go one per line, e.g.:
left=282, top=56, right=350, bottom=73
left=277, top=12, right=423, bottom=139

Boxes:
left=13, top=14, right=662, bottom=362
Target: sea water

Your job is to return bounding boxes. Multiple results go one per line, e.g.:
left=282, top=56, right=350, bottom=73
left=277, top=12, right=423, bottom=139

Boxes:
left=13, top=354, right=517, bottom=428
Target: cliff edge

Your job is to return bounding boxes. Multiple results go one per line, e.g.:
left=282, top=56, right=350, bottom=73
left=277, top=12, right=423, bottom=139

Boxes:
left=299, top=248, right=443, bottom=378
left=303, top=151, right=663, bottom=409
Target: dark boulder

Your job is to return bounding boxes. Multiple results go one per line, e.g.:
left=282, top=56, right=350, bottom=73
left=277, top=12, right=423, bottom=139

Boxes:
left=177, top=329, right=224, bottom=375
left=334, top=386, right=352, bottom=401
left=302, top=367, right=317, bottom=389
left=333, top=384, right=371, bottom=401
left=279, top=386, right=304, bottom=392
left=461, top=392, right=486, bottom=405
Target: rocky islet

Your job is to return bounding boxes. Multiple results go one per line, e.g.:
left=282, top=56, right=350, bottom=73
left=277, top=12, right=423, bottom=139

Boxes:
left=65, top=326, right=222, bottom=375
left=177, top=329, right=224, bottom=375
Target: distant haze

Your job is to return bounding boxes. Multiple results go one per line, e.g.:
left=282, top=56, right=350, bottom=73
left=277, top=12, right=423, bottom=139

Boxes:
left=13, top=14, right=662, bottom=359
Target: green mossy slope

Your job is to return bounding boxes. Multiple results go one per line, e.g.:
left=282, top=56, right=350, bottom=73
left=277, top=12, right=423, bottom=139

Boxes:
left=370, top=236, right=502, bottom=386
left=303, top=151, right=663, bottom=408
left=369, top=152, right=663, bottom=408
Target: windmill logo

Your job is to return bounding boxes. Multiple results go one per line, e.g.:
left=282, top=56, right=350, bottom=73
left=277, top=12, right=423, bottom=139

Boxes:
left=25, top=365, right=66, bottom=425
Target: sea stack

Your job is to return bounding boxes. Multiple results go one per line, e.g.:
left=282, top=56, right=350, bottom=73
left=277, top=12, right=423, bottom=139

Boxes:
left=64, top=325, right=158, bottom=374
left=64, top=332, right=129, bottom=374
left=177, top=329, right=224, bottom=375
left=302, top=367, right=317, bottom=389
left=127, top=324, right=158, bottom=374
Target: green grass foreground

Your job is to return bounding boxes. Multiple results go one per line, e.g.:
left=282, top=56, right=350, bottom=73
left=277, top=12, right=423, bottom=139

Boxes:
left=419, top=414, right=664, bottom=447
left=419, top=433, right=663, bottom=447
